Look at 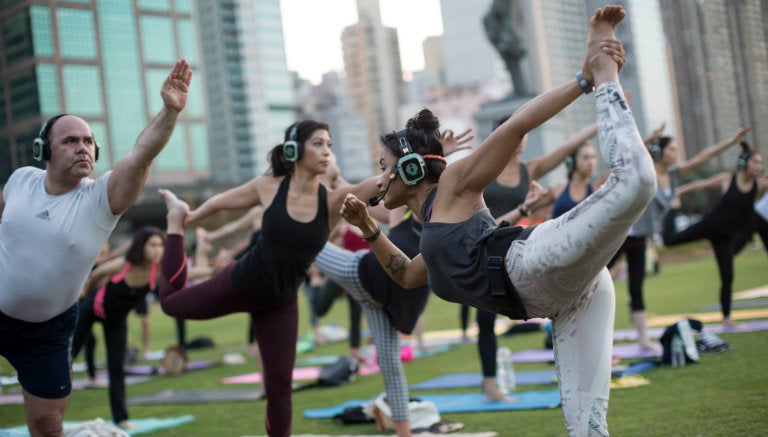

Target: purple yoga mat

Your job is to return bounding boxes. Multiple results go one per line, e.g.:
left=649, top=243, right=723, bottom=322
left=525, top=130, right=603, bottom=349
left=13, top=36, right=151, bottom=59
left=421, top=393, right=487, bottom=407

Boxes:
left=613, top=319, right=768, bottom=341
left=509, top=343, right=661, bottom=363
left=124, top=360, right=217, bottom=375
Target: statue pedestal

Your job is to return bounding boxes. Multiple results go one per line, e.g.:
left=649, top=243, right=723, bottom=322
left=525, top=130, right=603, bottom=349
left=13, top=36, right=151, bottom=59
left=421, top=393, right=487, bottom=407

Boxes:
left=473, top=96, right=571, bottom=187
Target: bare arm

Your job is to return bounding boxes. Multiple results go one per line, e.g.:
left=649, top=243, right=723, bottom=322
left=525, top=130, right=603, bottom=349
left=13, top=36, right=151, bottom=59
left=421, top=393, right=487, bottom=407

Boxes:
left=678, top=126, right=750, bottom=176
left=527, top=123, right=598, bottom=180
left=341, top=193, right=428, bottom=288
left=107, top=59, right=192, bottom=215
left=643, top=122, right=666, bottom=145
left=186, top=178, right=262, bottom=225
left=327, top=176, right=381, bottom=229
left=495, top=182, right=551, bottom=224
left=81, top=257, right=125, bottom=299
left=676, top=172, right=731, bottom=197
left=206, top=206, right=263, bottom=243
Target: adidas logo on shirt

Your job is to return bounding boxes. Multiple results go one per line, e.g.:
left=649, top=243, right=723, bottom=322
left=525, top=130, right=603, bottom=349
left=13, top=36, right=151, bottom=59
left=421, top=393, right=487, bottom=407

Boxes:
left=36, top=210, right=51, bottom=221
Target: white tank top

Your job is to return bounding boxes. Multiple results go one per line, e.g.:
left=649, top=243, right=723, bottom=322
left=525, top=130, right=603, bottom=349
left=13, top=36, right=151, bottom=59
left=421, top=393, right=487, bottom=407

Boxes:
left=0, top=167, right=120, bottom=322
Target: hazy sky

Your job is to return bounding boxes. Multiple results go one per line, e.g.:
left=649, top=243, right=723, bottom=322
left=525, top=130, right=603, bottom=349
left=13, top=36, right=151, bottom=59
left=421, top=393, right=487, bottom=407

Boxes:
left=279, top=0, right=444, bottom=84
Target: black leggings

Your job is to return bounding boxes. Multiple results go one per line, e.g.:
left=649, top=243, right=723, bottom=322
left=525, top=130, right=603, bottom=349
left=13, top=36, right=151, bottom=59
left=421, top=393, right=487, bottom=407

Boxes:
left=607, top=236, right=647, bottom=312
left=663, top=212, right=736, bottom=318
left=310, top=280, right=362, bottom=349
left=733, top=212, right=768, bottom=256
left=459, top=305, right=497, bottom=378
left=72, top=295, right=130, bottom=424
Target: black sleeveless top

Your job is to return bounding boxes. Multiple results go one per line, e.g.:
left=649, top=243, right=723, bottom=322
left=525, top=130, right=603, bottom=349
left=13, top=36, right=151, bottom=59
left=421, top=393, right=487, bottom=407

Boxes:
left=102, top=280, right=154, bottom=319
left=231, top=176, right=330, bottom=307
left=705, top=173, right=757, bottom=234
left=358, top=215, right=429, bottom=334
left=483, top=162, right=530, bottom=217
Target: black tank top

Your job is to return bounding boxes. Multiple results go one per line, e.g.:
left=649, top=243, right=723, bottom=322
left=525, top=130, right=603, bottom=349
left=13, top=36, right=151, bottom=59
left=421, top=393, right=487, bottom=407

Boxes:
left=231, top=176, right=330, bottom=307
left=483, top=162, right=530, bottom=217
left=706, top=173, right=757, bottom=234
left=102, top=280, right=154, bottom=319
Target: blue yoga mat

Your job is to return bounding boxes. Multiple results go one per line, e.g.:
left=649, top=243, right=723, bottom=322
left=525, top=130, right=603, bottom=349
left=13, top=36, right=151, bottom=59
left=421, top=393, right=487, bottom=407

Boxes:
left=0, top=415, right=194, bottom=437
left=303, top=390, right=561, bottom=418
left=411, top=370, right=557, bottom=390
left=611, top=359, right=659, bottom=378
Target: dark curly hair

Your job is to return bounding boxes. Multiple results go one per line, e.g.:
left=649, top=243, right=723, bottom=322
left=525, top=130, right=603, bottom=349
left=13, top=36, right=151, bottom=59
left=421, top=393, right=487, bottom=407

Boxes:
left=380, top=109, right=445, bottom=183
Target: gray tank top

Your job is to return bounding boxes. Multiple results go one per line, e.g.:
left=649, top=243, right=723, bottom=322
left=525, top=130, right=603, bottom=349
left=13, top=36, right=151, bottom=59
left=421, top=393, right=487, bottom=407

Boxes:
left=420, top=206, right=521, bottom=318
left=483, top=162, right=530, bottom=217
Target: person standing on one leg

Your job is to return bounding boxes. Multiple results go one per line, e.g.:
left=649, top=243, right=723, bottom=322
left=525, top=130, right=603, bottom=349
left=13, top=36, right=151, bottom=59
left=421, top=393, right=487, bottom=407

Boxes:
left=0, top=58, right=192, bottom=437
left=341, top=7, right=654, bottom=435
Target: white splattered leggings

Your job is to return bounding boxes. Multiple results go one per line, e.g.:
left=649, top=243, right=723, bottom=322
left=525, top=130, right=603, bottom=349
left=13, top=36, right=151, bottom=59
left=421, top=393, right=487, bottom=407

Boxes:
left=505, top=82, right=656, bottom=436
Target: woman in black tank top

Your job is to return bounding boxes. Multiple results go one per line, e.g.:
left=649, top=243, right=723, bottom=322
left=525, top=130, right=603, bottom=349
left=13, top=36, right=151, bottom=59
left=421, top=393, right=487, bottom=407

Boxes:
left=155, top=120, right=382, bottom=437
left=663, top=143, right=767, bottom=328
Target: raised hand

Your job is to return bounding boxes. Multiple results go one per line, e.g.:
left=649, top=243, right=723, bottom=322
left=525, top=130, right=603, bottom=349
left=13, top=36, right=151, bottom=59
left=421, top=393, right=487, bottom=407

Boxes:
left=731, top=125, right=751, bottom=144
left=161, top=58, right=192, bottom=113
left=441, top=128, right=475, bottom=155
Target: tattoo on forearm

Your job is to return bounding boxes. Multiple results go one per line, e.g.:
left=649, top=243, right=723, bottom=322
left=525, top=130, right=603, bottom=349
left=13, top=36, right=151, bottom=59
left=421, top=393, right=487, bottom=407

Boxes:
left=386, top=254, right=407, bottom=274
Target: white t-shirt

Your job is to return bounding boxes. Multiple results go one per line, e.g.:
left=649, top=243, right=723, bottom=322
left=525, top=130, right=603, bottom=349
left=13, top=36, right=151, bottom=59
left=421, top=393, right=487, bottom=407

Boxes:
left=0, top=167, right=120, bottom=322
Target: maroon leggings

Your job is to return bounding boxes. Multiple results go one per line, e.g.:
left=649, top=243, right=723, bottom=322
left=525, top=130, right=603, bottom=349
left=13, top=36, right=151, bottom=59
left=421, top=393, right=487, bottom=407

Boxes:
left=160, top=234, right=297, bottom=437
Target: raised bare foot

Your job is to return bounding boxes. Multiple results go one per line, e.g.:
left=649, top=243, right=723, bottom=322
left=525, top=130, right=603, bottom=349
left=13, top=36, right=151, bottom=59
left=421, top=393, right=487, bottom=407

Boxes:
left=158, top=188, right=189, bottom=235
left=582, top=5, right=626, bottom=87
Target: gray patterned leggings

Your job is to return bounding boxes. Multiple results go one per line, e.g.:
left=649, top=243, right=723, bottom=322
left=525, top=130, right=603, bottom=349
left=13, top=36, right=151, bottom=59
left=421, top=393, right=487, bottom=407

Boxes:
left=506, top=82, right=656, bottom=436
left=312, top=243, right=411, bottom=422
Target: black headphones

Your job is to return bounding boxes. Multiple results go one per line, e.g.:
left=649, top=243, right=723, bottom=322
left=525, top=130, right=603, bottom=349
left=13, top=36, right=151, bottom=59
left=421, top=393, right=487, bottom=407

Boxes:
left=737, top=142, right=751, bottom=171
left=394, top=129, right=427, bottom=186
left=283, top=122, right=302, bottom=162
left=649, top=139, right=663, bottom=161
left=32, top=114, right=100, bottom=162
left=565, top=154, right=576, bottom=173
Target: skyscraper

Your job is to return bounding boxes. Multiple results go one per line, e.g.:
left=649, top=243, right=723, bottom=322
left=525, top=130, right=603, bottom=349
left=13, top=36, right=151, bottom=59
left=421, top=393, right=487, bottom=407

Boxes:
left=195, top=0, right=296, bottom=184
left=341, top=0, right=406, bottom=173
left=0, top=0, right=208, bottom=186
left=661, top=0, right=767, bottom=160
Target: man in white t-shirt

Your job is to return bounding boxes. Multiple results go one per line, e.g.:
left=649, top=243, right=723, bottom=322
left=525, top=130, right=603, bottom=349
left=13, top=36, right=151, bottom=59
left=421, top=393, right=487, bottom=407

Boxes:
left=0, top=58, right=192, bottom=437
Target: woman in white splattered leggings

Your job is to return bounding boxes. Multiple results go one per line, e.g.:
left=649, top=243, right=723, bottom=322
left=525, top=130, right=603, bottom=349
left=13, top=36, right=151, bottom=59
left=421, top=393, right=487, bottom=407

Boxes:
left=338, top=6, right=656, bottom=436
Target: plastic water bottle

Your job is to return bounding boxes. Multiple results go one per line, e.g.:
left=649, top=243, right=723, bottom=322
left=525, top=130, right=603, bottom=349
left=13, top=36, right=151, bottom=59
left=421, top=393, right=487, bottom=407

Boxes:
left=496, top=346, right=516, bottom=393
left=671, top=335, right=686, bottom=368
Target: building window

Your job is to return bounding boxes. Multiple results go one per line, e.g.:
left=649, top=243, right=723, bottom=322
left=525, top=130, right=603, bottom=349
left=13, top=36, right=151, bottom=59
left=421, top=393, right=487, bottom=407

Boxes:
left=35, top=63, right=60, bottom=114
left=62, top=65, right=103, bottom=115
left=30, top=6, right=54, bottom=57
left=57, top=8, right=97, bottom=59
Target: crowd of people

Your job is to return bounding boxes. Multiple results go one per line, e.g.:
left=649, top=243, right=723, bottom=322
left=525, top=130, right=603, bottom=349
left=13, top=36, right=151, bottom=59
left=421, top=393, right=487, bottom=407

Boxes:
left=1, top=5, right=765, bottom=437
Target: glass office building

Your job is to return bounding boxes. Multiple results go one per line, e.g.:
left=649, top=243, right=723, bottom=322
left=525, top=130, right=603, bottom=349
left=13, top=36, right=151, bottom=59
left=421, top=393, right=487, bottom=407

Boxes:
left=0, top=0, right=208, bottom=185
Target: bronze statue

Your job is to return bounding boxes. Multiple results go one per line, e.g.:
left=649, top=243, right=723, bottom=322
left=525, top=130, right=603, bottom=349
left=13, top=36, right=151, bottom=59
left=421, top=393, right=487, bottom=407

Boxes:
left=484, top=0, right=529, bottom=97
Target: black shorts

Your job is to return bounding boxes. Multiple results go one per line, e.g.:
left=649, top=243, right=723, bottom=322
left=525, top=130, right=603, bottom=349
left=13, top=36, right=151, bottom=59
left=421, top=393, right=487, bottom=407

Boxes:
left=0, top=304, right=78, bottom=399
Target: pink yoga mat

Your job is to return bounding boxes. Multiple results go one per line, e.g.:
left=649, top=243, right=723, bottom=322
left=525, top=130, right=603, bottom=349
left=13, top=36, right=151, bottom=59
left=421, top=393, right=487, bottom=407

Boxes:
left=221, top=367, right=321, bottom=384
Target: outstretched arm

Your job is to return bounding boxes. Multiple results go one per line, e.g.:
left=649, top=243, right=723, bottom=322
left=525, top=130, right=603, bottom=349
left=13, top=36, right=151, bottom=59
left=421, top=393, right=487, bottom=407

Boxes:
left=643, top=122, right=666, bottom=145
left=527, top=123, right=598, bottom=180
left=206, top=206, right=263, bottom=243
left=495, top=181, right=551, bottom=224
left=107, top=59, right=192, bottom=215
left=341, top=194, right=428, bottom=288
left=186, top=178, right=262, bottom=226
left=81, top=257, right=125, bottom=299
left=678, top=126, right=750, bottom=176
left=676, top=172, right=731, bottom=197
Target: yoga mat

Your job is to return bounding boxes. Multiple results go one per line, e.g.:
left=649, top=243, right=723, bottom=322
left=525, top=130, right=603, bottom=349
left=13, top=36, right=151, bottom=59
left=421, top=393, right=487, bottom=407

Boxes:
left=734, top=285, right=768, bottom=300
left=304, top=390, right=560, bottom=418
left=295, top=355, right=341, bottom=367
left=509, top=343, right=660, bottom=364
left=243, top=433, right=498, bottom=437
left=0, top=415, right=194, bottom=436
left=411, top=370, right=557, bottom=391
left=611, top=359, right=660, bottom=378
left=124, top=360, right=218, bottom=376
left=0, top=394, right=23, bottom=405
left=221, top=367, right=321, bottom=384
left=613, top=319, right=768, bottom=341
left=71, top=373, right=151, bottom=390
left=128, top=388, right=264, bottom=405
left=646, top=308, right=768, bottom=327
left=700, top=298, right=768, bottom=312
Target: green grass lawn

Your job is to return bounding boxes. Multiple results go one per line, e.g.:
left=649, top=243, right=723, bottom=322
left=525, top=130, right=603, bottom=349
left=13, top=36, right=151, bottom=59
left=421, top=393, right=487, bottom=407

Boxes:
left=1, top=246, right=767, bottom=436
